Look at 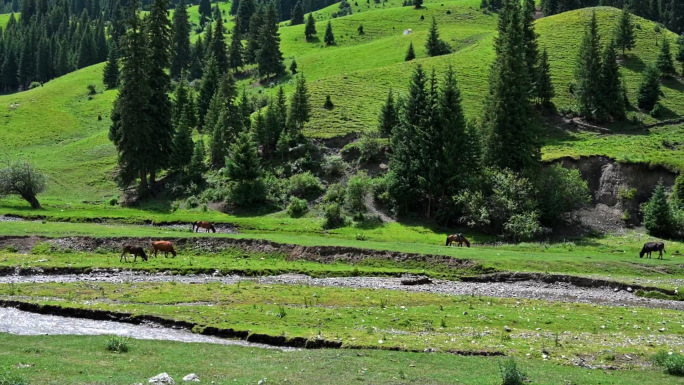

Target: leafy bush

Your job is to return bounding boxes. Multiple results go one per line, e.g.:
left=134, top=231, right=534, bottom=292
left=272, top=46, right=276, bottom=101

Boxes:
left=617, top=187, right=637, bottom=201
left=672, top=174, right=684, bottom=208
left=323, top=203, right=345, bottom=229
left=286, top=172, right=324, bottom=199
left=229, top=179, right=267, bottom=207
left=650, top=102, right=664, bottom=118
left=0, top=159, right=47, bottom=209
left=358, top=129, right=383, bottom=163
left=504, top=212, right=543, bottom=242
left=87, top=84, right=97, bottom=95
left=323, top=183, right=345, bottom=204
left=105, top=335, right=130, bottom=353
left=287, top=197, right=309, bottom=218
left=322, top=155, right=347, bottom=176
left=185, top=195, right=200, bottom=209
left=371, top=175, right=390, bottom=206
left=536, top=164, right=590, bottom=226
left=653, top=351, right=684, bottom=376
left=28, top=81, right=41, bottom=89
left=345, top=171, right=372, bottom=216
left=107, top=196, right=119, bottom=206
left=499, top=358, right=526, bottom=385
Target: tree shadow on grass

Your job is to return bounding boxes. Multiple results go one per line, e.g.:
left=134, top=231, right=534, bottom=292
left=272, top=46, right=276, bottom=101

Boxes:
left=622, top=54, right=646, bottom=73
left=661, top=77, right=684, bottom=93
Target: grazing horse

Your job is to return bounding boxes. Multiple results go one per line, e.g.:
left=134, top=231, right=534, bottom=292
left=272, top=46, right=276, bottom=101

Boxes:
left=151, top=241, right=177, bottom=258
left=446, top=234, right=470, bottom=247
left=192, top=221, right=216, bottom=233
left=639, top=242, right=666, bottom=259
left=120, top=244, right=148, bottom=262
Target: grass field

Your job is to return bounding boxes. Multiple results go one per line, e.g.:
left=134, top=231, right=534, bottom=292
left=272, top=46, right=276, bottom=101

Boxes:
left=1, top=334, right=680, bottom=385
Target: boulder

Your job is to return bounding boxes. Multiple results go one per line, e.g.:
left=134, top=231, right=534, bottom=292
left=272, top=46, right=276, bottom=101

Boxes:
left=149, top=373, right=175, bottom=384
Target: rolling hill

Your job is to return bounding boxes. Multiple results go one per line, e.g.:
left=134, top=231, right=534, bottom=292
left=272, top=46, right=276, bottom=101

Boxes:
left=0, top=3, right=682, bottom=202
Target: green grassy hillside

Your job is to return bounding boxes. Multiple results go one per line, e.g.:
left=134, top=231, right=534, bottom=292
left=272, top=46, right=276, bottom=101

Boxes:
left=1, top=4, right=683, bottom=202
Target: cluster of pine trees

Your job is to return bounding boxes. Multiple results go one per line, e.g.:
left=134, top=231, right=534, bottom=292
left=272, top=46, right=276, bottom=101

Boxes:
left=0, top=0, right=108, bottom=91
left=383, top=0, right=556, bottom=225
left=231, top=0, right=339, bottom=23
left=598, top=0, right=683, bottom=34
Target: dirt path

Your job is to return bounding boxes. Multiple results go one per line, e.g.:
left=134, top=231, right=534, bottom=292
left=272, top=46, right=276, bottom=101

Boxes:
left=1, top=272, right=681, bottom=311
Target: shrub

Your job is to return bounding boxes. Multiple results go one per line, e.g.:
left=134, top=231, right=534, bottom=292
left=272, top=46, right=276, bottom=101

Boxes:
left=28, top=81, right=42, bottom=90
left=287, top=197, right=308, bottom=218
left=105, top=335, right=130, bottom=353
left=0, top=159, right=47, bottom=209
left=2, top=246, right=18, bottom=253
left=345, top=171, right=372, bottom=216
left=229, top=179, right=267, bottom=207
left=186, top=195, right=200, bottom=209
left=499, top=358, right=526, bottom=385
left=286, top=172, right=324, bottom=199
left=322, top=155, right=347, bottom=176
left=355, top=233, right=367, bottom=240
left=504, top=212, right=543, bottom=242
left=323, top=203, right=345, bottom=229
left=107, top=196, right=119, bottom=206
left=323, top=183, right=346, bottom=204
left=653, top=351, right=684, bottom=376
left=358, top=129, right=383, bottom=163
left=536, top=164, right=590, bottom=226
left=87, top=84, right=97, bottom=95
left=617, top=187, right=637, bottom=201
left=650, top=102, right=664, bottom=118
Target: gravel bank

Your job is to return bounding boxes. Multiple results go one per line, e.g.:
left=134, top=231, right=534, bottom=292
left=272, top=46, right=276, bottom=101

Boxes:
left=1, top=272, right=681, bottom=310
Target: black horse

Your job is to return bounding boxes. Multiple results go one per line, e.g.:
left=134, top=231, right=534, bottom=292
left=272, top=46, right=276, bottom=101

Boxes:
left=639, top=242, right=666, bottom=259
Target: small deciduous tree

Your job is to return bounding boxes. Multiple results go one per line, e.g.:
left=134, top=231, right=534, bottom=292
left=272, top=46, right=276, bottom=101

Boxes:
left=0, top=159, right=47, bottom=209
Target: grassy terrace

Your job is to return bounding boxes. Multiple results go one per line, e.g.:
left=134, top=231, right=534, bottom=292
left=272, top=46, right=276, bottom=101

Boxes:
left=1, top=334, right=681, bottom=385
left=1, top=280, right=682, bottom=367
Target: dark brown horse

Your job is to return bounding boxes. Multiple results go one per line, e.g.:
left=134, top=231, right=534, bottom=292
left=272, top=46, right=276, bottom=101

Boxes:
left=446, top=234, right=470, bottom=247
left=192, top=221, right=216, bottom=233
left=120, top=244, right=148, bottom=262
left=151, top=241, right=177, bottom=258
left=640, top=242, right=666, bottom=259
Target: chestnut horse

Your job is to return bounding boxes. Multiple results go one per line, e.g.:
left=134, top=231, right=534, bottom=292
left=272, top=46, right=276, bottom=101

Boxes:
left=150, top=241, right=177, bottom=258
left=120, top=244, right=148, bottom=262
left=192, top=221, right=216, bottom=233
left=446, top=234, right=470, bottom=247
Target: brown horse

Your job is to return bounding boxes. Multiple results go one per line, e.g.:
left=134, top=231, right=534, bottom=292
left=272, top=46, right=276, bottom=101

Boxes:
left=446, top=234, right=470, bottom=247
left=120, top=244, right=148, bottom=262
left=639, top=242, right=666, bottom=259
left=151, top=241, right=177, bottom=258
left=192, top=221, right=216, bottom=233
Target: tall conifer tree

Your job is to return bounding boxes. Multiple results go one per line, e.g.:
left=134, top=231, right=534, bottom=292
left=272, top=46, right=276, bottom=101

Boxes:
left=197, top=55, right=220, bottom=128
left=656, top=37, right=676, bottom=77
left=103, top=42, right=120, bottom=88
left=257, top=2, right=285, bottom=78
left=287, top=74, right=310, bottom=136
left=229, top=18, right=244, bottom=72
left=614, top=7, right=636, bottom=57
left=305, top=13, right=316, bottom=39
left=237, top=0, right=256, bottom=33
left=536, top=48, right=555, bottom=108
left=291, top=1, right=304, bottom=25
left=574, top=12, right=603, bottom=121
left=210, top=15, right=229, bottom=74
left=171, top=0, right=191, bottom=79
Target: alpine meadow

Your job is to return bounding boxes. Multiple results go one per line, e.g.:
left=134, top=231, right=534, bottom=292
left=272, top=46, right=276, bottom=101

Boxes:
left=0, top=0, right=684, bottom=383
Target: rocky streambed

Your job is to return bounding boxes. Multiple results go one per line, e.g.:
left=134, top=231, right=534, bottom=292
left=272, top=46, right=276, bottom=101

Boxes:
left=0, top=272, right=681, bottom=310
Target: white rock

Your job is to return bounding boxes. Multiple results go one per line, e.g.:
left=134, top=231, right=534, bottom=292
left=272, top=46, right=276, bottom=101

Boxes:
left=182, top=374, right=200, bottom=382
left=149, top=373, right=175, bottom=384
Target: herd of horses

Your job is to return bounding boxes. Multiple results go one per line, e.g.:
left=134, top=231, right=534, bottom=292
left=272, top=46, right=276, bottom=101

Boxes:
left=118, top=224, right=668, bottom=262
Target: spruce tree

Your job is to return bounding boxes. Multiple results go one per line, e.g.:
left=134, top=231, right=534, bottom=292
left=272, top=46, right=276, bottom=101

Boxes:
left=238, top=87, right=252, bottom=130
left=226, top=129, right=264, bottom=205
left=230, top=0, right=240, bottom=15
left=170, top=0, right=191, bottom=79
left=288, top=74, right=310, bottom=136
left=173, top=77, right=190, bottom=127
left=656, top=37, right=676, bottom=78
left=210, top=15, right=229, bottom=74
left=77, top=26, right=96, bottom=69
left=305, top=13, right=316, bottom=39
left=197, top=55, right=220, bottom=128
left=291, top=0, right=304, bottom=25
left=483, top=0, right=538, bottom=172
left=188, top=138, right=207, bottom=182
left=574, top=11, right=603, bottom=121
left=198, top=0, right=211, bottom=20
left=237, top=0, right=256, bottom=34
left=522, top=0, right=539, bottom=96
left=536, top=48, right=555, bottom=108
left=405, top=41, right=415, bottom=61
left=103, top=42, right=120, bottom=89
left=257, top=2, right=285, bottom=78
left=425, top=17, right=450, bottom=56
left=676, top=34, right=684, bottom=75
left=189, top=36, right=205, bottom=80
left=290, top=58, right=298, bottom=74
left=229, top=18, right=244, bottom=72
left=599, top=40, right=626, bottom=120
left=668, top=0, right=683, bottom=34
left=171, top=108, right=195, bottom=173
left=108, top=0, right=154, bottom=191
left=614, top=7, right=636, bottom=57
left=637, top=64, right=661, bottom=110
left=378, top=89, right=399, bottom=138
left=263, top=87, right=287, bottom=152
left=246, top=5, right=264, bottom=63
left=643, top=179, right=673, bottom=237
left=147, top=0, right=174, bottom=183
left=95, top=19, right=108, bottom=63
left=324, top=20, right=335, bottom=45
